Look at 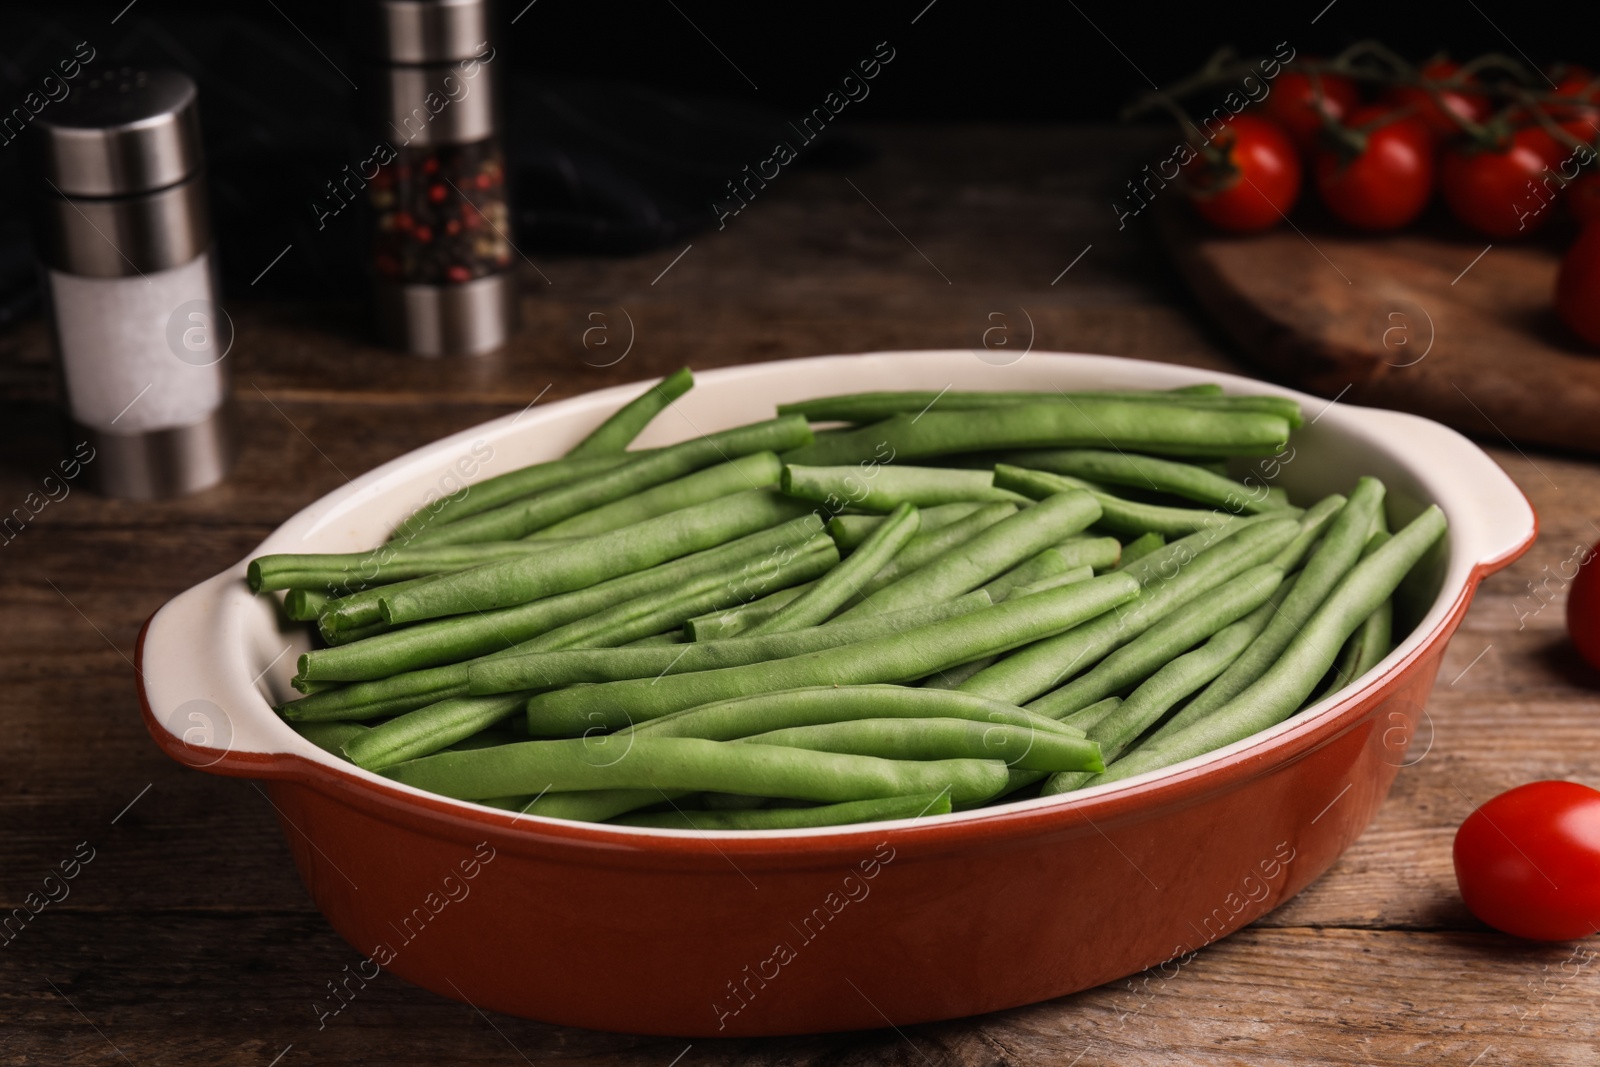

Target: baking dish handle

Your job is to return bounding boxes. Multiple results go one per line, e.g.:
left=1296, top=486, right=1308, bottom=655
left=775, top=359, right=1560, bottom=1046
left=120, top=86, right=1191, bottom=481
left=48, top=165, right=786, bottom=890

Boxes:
left=137, top=570, right=312, bottom=777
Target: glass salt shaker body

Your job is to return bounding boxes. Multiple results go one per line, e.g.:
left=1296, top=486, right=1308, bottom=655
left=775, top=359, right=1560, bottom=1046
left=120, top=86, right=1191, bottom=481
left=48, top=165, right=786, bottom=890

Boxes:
left=29, top=67, right=231, bottom=499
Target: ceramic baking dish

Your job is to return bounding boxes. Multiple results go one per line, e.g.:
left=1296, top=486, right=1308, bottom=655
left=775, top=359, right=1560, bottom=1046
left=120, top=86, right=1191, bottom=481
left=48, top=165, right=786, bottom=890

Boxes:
left=137, top=351, right=1536, bottom=1037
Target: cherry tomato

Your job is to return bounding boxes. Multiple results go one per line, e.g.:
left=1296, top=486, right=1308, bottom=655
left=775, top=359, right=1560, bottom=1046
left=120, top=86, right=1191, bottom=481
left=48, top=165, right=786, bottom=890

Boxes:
left=1314, top=106, right=1435, bottom=231
left=1383, top=59, right=1489, bottom=140
left=1260, top=68, right=1361, bottom=153
left=1441, top=128, right=1557, bottom=238
left=1547, top=64, right=1598, bottom=99
left=1568, top=538, right=1600, bottom=669
left=1182, top=114, right=1302, bottom=232
left=1570, top=173, right=1600, bottom=226
left=1556, top=223, right=1600, bottom=346
left=1454, top=780, right=1600, bottom=941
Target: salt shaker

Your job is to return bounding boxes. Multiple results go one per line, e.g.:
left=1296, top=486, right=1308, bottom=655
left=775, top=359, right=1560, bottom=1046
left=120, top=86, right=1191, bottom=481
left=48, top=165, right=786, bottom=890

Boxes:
left=365, top=0, right=517, bottom=357
left=28, top=67, right=232, bottom=499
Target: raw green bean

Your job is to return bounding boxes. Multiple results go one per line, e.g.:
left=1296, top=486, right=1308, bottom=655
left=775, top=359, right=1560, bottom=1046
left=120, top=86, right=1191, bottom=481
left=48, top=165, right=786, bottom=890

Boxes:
left=526, top=572, right=1139, bottom=734
left=834, top=502, right=1018, bottom=610
left=1042, top=606, right=1268, bottom=795
left=1314, top=530, right=1394, bottom=702
left=384, top=735, right=1013, bottom=805
left=318, top=573, right=444, bottom=638
left=517, top=788, right=685, bottom=822
left=998, top=449, right=1291, bottom=514
left=1025, top=563, right=1284, bottom=720
left=1088, top=505, right=1447, bottom=785
left=827, top=503, right=983, bottom=551
left=528, top=451, right=781, bottom=541
left=296, top=514, right=824, bottom=682
left=626, top=633, right=685, bottom=646
left=289, top=534, right=836, bottom=715
left=344, top=694, right=528, bottom=771
left=294, top=721, right=368, bottom=755
left=747, top=503, right=922, bottom=634
left=979, top=546, right=1074, bottom=602
left=740, top=719, right=1102, bottom=773
left=684, top=584, right=808, bottom=640
left=1118, top=532, right=1164, bottom=568
left=468, top=592, right=993, bottom=691
left=957, top=516, right=1298, bottom=704
left=1003, top=565, right=1093, bottom=602
left=317, top=623, right=389, bottom=649
left=1175, top=478, right=1384, bottom=724
left=1056, top=535, right=1124, bottom=572
left=1059, top=696, right=1122, bottom=733
left=249, top=538, right=577, bottom=594
left=282, top=660, right=472, bottom=721
left=781, top=464, right=1028, bottom=511
left=1114, top=514, right=1279, bottom=587
left=446, top=729, right=520, bottom=752
left=393, top=454, right=633, bottom=536
left=781, top=401, right=1293, bottom=466
left=284, top=589, right=329, bottom=621
left=832, top=490, right=1102, bottom=621
left=611, top=793, right=951, bottom=830
left=626, top=684, right=1086, bottom=741
left=1061, top=581, right=1281, bottom=743
left=412, top=415, right=813, bottom=545
left=564, top=537, right=837, bottom=648
left=1270, top=493, right=1347, bottom=572
left=919, top=656, right=996, bottom=690
left=383, top=489, right=817, bottom=623
left=777, top=390, right=1304, bottom=428
left=566, top=366, right=694, bottom=458
left=995, top=465, right=1264, bottom=539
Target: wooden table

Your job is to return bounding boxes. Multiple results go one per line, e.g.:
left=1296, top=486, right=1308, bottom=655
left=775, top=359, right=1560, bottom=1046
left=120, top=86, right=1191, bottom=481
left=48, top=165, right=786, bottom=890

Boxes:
left=4, top=126, right=1597, bottom=1065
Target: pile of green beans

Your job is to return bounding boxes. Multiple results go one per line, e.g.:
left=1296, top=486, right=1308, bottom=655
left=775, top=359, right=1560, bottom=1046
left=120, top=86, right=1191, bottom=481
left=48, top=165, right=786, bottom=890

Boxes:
left=255, top=372, right=1445, bottom=831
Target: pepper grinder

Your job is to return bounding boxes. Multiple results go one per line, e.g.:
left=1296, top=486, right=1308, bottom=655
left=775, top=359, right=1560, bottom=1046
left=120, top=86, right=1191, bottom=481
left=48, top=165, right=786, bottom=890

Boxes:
left=27, top=66, right=232, bottom=499
left=365, top=0, right=517, bottom=357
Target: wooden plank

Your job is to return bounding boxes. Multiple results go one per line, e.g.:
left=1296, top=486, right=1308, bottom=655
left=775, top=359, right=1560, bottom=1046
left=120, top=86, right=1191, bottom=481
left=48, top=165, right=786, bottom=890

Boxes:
left=2, top=917, right=1596, bottom=1065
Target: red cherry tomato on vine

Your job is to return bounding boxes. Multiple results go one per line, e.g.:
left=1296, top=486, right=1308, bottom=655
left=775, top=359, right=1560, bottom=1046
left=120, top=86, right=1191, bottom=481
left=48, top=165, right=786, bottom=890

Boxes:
left=1567, top=538, right=1600, bottom=669
left=1313, top=106, right=1435, bottom=231
left=1383, top=59, right=1489, bottom=140
left=1570, top=173, right=1600, bottom=227
left=1182, top=114, right=1302, bottom=233
left=1557, top=224, right=1600, bottom=347
left=1259, top=68, right=1361, bottom=153
left=1547, top=64, right=1598, bottom=98
left=1441, top=128, right=1558, bottom=238
left=1454, top=780, right=1600, bottom=941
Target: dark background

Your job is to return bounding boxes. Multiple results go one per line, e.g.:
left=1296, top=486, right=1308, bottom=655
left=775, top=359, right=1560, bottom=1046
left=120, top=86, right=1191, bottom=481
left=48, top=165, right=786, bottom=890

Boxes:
left=2, top=0, right=1598, bottom=309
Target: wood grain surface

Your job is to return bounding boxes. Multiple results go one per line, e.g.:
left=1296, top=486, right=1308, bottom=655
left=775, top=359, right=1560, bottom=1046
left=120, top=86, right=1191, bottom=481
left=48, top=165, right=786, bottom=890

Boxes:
left=1159, top=198, right=1600, bottom=455
left=3, top=126, right=1598, bottom=1066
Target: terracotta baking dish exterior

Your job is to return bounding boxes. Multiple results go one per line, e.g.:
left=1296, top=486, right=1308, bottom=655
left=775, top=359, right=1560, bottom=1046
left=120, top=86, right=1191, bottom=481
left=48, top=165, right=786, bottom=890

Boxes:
left=136, top=351, right=1536, bottom=1037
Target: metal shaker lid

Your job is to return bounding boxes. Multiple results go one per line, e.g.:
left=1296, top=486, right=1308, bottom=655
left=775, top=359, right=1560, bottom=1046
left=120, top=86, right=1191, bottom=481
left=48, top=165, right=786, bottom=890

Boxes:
left=30, top=67, right=202, bottom=198
left=367, top=0, right=494, bottom=63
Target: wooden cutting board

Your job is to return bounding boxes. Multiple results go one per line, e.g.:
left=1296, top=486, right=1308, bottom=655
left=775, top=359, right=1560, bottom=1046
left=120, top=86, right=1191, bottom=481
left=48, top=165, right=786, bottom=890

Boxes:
left=1158, top=201, right=1600, bottom=455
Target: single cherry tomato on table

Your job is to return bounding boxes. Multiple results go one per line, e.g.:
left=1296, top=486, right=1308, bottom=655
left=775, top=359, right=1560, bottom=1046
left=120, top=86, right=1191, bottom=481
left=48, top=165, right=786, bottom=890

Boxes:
left=1182, top=114, right=1303, bottom=233
left=1566, top=537, right=1600, bottom=668
left=1441, top=128, right=1558, bottom=237
left=1314, top=106, right=1435, bottom=230
left=1556, top=223, right=1600, bottom=346
left=1259, top=67, right=1361, bottom=153
left=1383, top=59, right=1490, bottom=140
left=1454, top=780, right=1600, bottom=941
